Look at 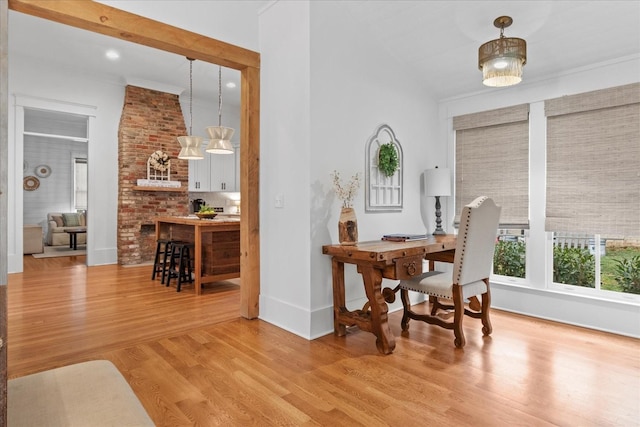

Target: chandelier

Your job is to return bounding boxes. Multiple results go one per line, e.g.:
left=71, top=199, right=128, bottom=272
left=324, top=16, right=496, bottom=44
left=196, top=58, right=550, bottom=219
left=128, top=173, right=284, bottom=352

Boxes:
left=478, top=16, right=527, bottom=87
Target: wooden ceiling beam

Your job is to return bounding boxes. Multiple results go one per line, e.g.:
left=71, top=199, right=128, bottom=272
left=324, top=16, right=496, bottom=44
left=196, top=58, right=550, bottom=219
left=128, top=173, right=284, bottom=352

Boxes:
left=8, top=0, right=260, bottom=70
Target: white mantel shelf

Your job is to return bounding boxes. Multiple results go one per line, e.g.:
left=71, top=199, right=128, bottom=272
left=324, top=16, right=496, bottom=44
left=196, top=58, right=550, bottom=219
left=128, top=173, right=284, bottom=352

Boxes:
left=132, top=186, right=187, bottom=193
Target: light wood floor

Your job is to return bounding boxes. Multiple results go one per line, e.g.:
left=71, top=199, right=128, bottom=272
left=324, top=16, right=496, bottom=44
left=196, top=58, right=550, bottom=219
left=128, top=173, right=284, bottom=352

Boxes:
left=9, top=255, right=640, bottom=426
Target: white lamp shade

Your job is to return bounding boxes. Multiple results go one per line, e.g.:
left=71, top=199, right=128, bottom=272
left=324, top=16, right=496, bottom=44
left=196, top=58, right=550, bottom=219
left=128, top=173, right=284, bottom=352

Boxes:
left=205, top=126, right=235, bottom=154
left=177, top=135, right=204, bottom=160
left=424, top=167, right=451, bottom=197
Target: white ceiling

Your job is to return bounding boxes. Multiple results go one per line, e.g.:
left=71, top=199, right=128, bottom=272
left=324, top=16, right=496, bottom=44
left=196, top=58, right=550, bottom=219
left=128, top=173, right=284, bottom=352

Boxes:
left=8, top=1, right=640, bottom=105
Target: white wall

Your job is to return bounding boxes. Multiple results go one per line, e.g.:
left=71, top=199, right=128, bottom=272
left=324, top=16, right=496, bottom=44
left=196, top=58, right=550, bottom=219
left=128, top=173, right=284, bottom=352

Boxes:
left=439, top=55, right=640, bottom=337
left=8, top=53, right=122, bottom=271
left=23, top=136, right=87, bottom=226
left=258, top=0, right=314, bottom=336
left=258, top=1, right=441, bottom=338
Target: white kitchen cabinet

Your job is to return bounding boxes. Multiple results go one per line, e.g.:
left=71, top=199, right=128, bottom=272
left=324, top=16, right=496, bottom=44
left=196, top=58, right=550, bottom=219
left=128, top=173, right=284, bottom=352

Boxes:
left=188, top=158, right=211, bottom=191
left=235, top=144, right=240, bottom=191
left=210, top=151, right=236, bottom=191
left=189, top=144, right=239, bottom=192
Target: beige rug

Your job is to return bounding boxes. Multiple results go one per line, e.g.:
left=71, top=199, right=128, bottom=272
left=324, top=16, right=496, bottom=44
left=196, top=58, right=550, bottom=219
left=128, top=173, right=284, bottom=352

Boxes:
left=8, top=360, right=154, bottom=426
left=32, top=245, right=86, bottom=258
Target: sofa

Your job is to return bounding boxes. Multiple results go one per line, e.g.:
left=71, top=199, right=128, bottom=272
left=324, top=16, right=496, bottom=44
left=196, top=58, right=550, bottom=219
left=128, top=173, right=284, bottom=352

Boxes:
left=47, top=212, right=87, bottom=247
left=23, top=224, right=44, bottom=254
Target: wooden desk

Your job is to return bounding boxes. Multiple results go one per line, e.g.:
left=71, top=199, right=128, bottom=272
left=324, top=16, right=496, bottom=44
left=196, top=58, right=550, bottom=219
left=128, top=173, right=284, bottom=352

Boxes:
left=155, top=217, right=240, bottom=295
left=322, top=236, right=456, bottom=354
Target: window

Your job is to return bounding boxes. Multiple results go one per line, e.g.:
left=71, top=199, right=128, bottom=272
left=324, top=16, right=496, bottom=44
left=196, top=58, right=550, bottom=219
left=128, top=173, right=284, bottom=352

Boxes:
left=454, top=104, right=529, bottom=280
left=493, top=229, right=527, bottom=280
left=545, top=83, right=640, bottom=299
left=74, top=157, right=87, bottom=211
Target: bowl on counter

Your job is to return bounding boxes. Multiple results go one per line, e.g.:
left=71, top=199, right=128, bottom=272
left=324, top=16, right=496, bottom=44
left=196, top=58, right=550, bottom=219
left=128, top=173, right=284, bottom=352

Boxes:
left=194, top=212, right=218, bottom=220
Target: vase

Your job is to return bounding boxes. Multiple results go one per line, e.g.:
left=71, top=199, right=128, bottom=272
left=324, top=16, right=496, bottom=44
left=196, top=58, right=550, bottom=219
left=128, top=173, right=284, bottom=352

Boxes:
left=338, top=207, right=358, bottom=245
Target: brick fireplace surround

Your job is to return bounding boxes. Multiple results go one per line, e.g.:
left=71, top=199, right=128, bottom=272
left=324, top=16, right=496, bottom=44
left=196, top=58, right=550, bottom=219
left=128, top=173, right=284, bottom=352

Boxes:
left=118, top=85, right=190, bottom=265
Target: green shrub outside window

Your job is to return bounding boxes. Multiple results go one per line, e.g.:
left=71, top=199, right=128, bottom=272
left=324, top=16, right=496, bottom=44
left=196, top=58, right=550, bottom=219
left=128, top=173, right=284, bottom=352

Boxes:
left=493, top=238, right=526, bottom=278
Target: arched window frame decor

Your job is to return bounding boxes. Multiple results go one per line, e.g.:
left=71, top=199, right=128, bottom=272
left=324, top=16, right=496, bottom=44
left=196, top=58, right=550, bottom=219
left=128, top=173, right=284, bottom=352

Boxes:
left=365, top=124, right=403, bottom=212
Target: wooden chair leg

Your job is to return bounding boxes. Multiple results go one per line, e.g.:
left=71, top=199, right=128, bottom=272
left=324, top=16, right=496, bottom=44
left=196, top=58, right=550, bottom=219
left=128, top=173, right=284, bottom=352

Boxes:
left=481, top=280, right=492, bottom=336
left=452, top=285, right=466, bottom=348
left=400, top=289, right=411, bottom=331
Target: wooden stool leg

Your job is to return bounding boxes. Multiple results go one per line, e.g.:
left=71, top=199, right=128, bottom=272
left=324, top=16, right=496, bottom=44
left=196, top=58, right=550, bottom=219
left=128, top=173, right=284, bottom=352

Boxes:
left=176, top=245, right=186, bottom=292
left=166, top=244, right=179, bottom=288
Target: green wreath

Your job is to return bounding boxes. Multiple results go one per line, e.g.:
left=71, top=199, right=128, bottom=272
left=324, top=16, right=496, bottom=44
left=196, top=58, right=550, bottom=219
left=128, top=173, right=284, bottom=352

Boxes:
left=378, top=143, right=398, bottom=177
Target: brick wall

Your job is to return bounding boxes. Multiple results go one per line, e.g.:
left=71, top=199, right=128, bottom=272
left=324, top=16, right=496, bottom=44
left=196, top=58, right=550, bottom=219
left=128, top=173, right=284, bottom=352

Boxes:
left=118, top=85, right=190, bottom=265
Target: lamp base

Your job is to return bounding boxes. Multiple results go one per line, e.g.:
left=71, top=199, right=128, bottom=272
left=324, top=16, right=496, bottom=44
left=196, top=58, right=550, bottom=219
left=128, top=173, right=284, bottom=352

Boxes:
left=432, top=196, right=447, bottom=235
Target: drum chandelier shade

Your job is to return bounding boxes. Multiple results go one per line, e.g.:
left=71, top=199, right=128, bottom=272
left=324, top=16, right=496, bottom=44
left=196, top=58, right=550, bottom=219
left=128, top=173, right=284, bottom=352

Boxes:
left=206, top=66, right=235, bottom=154
left=478, top=16, right=527, bottom=87
left=178, top=58, right=204, bottom=160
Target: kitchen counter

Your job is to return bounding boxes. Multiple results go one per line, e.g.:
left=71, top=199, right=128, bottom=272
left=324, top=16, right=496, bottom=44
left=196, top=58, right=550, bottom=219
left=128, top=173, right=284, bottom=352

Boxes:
left=154, top=216, right=240, bottom=294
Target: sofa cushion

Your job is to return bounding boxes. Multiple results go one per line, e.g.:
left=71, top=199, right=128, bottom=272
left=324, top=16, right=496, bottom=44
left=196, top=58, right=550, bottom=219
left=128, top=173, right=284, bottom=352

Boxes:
left=62, top=213, right=81, bottom=227
left=51, top=215, right=64, bottom=227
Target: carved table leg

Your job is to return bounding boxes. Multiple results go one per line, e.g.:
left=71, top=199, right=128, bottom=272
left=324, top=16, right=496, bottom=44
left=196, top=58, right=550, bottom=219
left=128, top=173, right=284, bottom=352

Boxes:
left=331, top=258, right=346, bottom=336
left=360, top=264, right=395, bottom=354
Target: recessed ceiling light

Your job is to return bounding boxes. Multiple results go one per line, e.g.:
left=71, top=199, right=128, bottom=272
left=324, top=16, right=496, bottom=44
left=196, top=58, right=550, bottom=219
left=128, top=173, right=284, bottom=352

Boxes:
left=105, top=49, right=120, bottom=60
left=226, top=82, right=236, bottom=89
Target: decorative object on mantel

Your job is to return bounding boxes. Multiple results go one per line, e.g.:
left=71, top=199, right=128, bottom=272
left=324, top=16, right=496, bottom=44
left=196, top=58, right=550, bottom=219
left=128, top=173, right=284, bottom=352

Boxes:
left=35, top=164, right=52, bottom=178
left=424, top=166, right=451, bottom=235
left=177, top=57, right=204, bottom=160
left=331, top=170, right=360, bottom=245
left=138, top=150, right=181, bottom=188
left=365, top=124, right=403, bottom=212
left=23, top=175, right=40, bottom=191
left=478, top=16, right=527, bottom=87
left=206, top=65, right=234, bottom=154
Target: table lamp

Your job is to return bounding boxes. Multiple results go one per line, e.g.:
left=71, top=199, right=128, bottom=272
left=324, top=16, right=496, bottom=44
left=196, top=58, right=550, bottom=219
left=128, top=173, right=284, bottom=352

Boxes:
left=424, top=166, right=451, bottom=235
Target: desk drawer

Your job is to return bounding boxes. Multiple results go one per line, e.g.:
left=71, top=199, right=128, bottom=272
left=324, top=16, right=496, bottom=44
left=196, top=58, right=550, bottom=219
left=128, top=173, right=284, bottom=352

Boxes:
left=390, top=255, right=424, bottom=280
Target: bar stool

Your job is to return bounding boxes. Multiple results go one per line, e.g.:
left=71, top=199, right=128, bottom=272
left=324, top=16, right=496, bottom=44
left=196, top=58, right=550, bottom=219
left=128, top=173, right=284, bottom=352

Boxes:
left=165, top=242, right=195, bottom=292
left=151, top=238, right=171, bottom=281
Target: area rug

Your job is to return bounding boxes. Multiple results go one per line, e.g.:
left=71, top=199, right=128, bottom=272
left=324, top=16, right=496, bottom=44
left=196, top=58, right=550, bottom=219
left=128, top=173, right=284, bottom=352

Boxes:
left=32, top=245, right=86, bottom=258
left=8, top=360, right=154, bottom=426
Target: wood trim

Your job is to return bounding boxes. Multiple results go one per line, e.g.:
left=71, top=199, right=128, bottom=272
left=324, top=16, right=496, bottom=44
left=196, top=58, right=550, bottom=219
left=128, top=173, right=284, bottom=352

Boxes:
left=7, top=0, right=261, bottom=320
left=240, top=65, right=260, bottom=319
left=7, top=0, right=260, bottom=70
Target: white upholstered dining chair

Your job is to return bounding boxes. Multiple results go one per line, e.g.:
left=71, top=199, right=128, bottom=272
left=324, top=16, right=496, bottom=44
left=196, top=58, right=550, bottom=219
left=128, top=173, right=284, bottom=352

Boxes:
left=399, top=196, right=501, bottom=348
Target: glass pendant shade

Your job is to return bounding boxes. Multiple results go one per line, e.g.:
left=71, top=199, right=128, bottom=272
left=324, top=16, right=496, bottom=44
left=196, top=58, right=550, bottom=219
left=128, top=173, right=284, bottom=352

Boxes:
left=478, top=16, right=526, bottom=87
left=205, top=126, right=234, bottom=154
left=178, top=135, right=204, bottom=159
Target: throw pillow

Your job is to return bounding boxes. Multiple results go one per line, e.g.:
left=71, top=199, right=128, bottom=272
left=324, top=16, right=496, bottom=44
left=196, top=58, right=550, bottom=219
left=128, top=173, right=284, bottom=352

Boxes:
left=79, top=212, right=86, bottom=226
left=62, top=213, right=81, bottom=227
left=51, top=215, right=64, bottom=227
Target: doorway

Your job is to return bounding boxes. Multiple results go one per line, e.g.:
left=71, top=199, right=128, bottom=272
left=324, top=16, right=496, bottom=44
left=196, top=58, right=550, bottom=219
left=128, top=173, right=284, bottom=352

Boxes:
left=15, top=98, right=96, bottom=272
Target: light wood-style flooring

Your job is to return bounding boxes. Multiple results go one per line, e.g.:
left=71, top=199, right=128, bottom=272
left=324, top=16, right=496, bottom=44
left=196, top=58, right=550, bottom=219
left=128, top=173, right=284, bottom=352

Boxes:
left=8, top=255, right=640, bottom=426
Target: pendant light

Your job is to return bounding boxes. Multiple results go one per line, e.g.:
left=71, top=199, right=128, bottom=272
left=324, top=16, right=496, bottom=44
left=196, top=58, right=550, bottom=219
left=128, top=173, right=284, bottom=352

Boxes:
left=478, top=16, right=527, bottom=87
left=206, top=65, right=234, bottom=154
left=177, top=58, right=204, bottom=160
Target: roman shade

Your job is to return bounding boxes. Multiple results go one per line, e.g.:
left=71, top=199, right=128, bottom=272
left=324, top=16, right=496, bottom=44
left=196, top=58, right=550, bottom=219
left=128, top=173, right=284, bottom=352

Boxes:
left=453, top=104, right=529, bottom=228
left=545, top=83, right=640, bottom=237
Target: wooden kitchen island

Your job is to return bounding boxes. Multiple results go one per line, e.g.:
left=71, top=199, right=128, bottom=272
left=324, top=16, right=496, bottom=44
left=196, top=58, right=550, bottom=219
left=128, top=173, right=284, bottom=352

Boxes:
left=154, top=216, right=240, bottom=295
